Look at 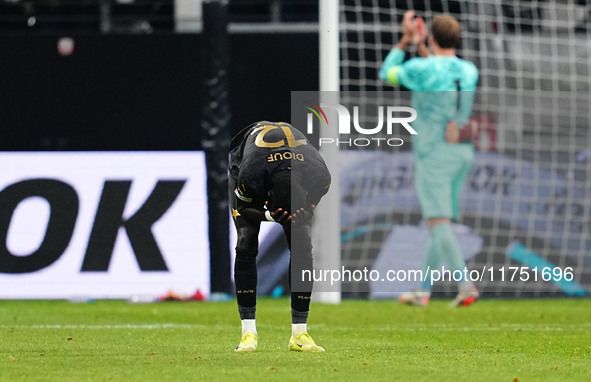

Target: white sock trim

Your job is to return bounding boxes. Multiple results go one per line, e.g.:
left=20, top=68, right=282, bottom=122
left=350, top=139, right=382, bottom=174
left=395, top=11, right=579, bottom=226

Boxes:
left=242, top=319, right=257, bottom=336
left=292, top=323, right=307, bottom=337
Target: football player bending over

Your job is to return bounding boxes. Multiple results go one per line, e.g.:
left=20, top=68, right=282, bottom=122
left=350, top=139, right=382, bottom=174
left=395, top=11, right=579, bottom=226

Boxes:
left=228, top=121, right=331, bottom=352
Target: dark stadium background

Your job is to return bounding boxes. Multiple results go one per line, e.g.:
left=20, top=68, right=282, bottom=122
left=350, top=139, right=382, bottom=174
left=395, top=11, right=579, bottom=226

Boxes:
left=0, top=0, right=319, bottom=152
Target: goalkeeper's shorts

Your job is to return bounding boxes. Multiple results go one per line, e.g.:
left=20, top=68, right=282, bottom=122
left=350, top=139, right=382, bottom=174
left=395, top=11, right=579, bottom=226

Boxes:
left=414, top=143, right=474, bottom=221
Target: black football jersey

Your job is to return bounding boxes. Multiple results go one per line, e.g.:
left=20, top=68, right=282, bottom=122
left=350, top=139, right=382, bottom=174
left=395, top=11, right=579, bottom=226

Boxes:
left=229, top=121, right=331, bottom=208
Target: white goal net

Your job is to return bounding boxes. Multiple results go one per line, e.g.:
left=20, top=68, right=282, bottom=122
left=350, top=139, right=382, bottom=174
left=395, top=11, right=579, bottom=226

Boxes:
left=334, top=0, right=591, bottom=298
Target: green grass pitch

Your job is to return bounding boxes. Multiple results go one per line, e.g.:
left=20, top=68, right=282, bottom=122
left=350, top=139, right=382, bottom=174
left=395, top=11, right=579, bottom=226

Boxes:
left=1, top=298, right=589, bottom=381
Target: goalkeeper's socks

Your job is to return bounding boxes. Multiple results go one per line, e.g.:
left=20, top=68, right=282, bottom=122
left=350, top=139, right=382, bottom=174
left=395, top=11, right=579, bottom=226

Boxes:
left=432, top=223, right=469, bottom=280
left=241, top=319, right=257, bottom=336
left=292, top=323, right=307, bottom=337
left=420, top=228, right=441, bottom=291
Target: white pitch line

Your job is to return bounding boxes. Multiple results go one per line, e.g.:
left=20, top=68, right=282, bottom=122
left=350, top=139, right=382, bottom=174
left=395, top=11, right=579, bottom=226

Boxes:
left=0, top=323, right=211, bottom=330
left=311, top=323, right=591, bottom=332
left=1, top=323, right=589, bottom=332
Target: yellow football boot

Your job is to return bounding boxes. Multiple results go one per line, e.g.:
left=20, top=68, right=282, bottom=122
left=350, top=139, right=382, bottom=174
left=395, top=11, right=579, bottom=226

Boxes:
left=235, top=332, right=257, bottom=352
left=289, top=333, right=325, bottom=352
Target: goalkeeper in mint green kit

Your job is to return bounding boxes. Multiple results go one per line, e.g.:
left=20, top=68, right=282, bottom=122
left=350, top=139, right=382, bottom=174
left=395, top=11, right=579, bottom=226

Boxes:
left=380, top=11, right=479, bottom=307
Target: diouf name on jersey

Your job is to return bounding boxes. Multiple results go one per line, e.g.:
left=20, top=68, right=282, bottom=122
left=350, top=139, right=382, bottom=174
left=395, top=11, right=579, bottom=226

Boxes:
left=267, top=151, right=305, bottom=162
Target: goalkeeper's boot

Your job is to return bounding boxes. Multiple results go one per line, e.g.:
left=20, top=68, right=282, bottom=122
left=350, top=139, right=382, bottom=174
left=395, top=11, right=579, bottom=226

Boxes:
left=398, top=290, right=430, bottom=306
left=289, top=333, right=325, bottom=352
left=235, top=332, right=258, bottom=352
left=451, top=285, right=479, bottom=307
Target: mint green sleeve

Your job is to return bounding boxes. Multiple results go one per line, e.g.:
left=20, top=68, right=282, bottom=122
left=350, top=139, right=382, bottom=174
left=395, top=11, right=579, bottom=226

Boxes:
left=457, top=62, right=479, bottom=126
left=457, top=91, right=476, bottom=127
left=380, top=49, right=428, bottom=91
left=379, top=48, right=406, bottom=85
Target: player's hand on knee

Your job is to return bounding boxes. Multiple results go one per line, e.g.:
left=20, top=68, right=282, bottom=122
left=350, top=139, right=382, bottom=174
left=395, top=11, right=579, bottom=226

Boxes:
left=291, top=205, right=315, bottom=225
left=264, top=201, right=291, bottom=225
left=272, top=209, right=291, bottom=224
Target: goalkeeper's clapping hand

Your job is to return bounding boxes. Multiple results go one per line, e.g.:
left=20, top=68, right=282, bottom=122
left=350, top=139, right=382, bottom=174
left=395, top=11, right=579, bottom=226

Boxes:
left=412, top=16, right=427, bottom=46
left=401, top=10, right=416, bottom=40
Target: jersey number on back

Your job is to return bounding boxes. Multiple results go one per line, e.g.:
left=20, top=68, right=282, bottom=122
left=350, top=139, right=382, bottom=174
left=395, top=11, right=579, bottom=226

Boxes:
left=251, top=124, right=307, bottom=148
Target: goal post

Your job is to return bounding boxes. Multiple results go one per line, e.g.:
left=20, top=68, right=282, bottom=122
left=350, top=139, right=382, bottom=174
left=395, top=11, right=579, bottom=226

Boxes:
left=312, top=0, right=342, bottom=304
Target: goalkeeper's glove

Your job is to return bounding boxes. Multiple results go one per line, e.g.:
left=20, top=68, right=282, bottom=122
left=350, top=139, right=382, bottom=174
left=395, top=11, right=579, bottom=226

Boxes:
left=445, top=120, right=478, bottom=144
